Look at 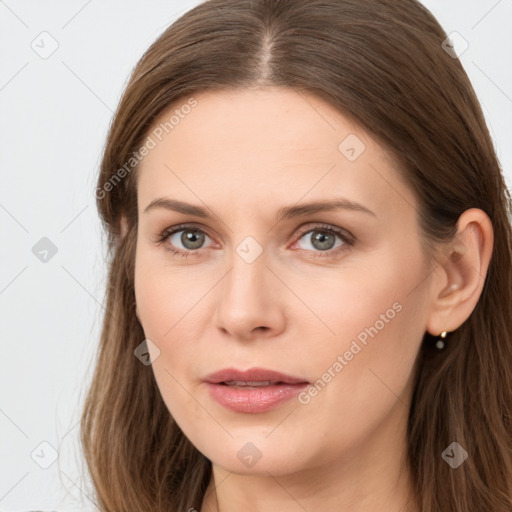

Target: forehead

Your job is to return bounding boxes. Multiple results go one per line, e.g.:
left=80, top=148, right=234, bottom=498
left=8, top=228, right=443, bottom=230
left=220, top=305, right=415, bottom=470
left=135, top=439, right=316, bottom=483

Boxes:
left=136, top=87, right=415, bottom=222
left=145, top=87, right=363, bottom=164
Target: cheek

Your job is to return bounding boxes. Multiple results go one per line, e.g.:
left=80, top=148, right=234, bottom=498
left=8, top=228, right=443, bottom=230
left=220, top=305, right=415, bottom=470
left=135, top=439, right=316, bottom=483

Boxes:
left=296, top=249, right=427, bottom=403
left=298, top=251, right=423, bottom=351
left=287, top=267, right=425, bottom=459
left=134, top=247, right=206, bottom=337
left=134, top=254, right=211, bottom=435
left=134, top=248, right=217, bottom=385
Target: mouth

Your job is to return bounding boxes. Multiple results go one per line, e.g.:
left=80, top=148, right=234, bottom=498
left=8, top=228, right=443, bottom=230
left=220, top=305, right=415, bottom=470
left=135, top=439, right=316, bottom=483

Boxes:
left=203, top=367, right=309, bottom=413
left=221, top=380, right=293, bottom=388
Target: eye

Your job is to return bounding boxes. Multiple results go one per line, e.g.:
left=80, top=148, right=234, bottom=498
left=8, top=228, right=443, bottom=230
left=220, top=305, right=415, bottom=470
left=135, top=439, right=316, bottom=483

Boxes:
left=169, top=229, right=209, bottom=251
left=156, top=224, right=213, bottom=258
left=293, top=224, right=353, bottom=258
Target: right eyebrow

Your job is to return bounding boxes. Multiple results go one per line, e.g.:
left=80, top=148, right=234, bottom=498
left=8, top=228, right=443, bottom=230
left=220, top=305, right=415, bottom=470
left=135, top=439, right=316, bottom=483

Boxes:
left=143, top=198, right=211, bottom=217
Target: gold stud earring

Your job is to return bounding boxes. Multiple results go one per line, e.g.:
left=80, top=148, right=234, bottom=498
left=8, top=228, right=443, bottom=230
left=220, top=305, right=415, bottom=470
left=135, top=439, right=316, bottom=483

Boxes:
left=435, top=330, right=448, bottom=350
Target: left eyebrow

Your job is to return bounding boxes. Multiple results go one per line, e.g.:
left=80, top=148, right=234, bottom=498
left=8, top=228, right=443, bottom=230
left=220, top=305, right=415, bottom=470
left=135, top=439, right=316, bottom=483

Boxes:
left=142, top=197, right=377, bottom=220
left=276, top=198, right=377, bottom=221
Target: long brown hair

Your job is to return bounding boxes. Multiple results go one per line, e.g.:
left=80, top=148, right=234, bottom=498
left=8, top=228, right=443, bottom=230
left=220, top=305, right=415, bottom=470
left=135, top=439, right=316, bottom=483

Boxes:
left=81, top=0, right=512, bottom=510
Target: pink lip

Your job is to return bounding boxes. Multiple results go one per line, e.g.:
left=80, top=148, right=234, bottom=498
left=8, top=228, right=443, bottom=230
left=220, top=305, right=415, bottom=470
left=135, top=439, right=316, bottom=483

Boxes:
left=203, top=367, right=309, bottom=413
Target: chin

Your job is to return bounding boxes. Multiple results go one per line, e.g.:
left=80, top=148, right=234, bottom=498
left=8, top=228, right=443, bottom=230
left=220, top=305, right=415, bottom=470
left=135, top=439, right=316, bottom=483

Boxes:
left=196, top=434, right=315, bottom=477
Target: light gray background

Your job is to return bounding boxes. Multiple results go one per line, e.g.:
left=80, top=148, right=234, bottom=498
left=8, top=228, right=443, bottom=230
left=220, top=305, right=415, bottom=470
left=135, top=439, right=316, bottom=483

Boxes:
left=1, top=1, right=511, bottom=510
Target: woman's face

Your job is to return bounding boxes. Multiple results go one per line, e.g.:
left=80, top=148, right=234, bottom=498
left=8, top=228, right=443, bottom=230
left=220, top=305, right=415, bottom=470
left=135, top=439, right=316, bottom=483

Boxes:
left=134, top=87, right=434, bottom=476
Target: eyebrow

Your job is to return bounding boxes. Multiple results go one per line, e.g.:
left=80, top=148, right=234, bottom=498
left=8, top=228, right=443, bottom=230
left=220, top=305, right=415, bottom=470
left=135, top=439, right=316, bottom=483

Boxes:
left=143, top=197, right=376, bottom=220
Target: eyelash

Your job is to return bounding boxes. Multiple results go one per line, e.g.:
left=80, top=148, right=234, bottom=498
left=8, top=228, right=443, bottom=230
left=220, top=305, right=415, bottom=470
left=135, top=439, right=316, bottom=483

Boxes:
left=155, top=223, right=355, bottom=260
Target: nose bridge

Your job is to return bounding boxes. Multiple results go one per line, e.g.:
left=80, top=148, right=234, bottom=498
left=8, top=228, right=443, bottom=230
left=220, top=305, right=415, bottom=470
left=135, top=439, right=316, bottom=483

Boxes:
left=215, top=234, right=284, bottom=337
left=223, top=220, right=269, bottom=295
left=224, top=237, right=268, bottom=312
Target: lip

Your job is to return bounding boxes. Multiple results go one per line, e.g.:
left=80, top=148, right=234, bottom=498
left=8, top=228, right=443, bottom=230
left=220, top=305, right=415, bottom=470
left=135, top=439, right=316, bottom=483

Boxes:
left=204, top=368, right=308, bottom=385
left=203, top=367, right=309, bottom=413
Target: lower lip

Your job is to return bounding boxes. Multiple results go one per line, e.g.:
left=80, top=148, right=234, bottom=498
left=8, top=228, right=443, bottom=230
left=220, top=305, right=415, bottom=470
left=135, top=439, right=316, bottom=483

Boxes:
left=205, top=382, right=309, bottom=413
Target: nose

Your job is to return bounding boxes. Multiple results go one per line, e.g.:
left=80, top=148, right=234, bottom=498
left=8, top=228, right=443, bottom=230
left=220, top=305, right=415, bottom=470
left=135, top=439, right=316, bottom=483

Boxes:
left=214, top=245, right=286, bottom=341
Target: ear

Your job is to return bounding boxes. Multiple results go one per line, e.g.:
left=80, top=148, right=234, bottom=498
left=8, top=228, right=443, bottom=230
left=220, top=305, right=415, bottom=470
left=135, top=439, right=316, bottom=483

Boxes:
left=119, top=213, right=142, bottom=322
left=425, top=208, right=494, bottom=336
left=119, top=213, right=129, bottom=239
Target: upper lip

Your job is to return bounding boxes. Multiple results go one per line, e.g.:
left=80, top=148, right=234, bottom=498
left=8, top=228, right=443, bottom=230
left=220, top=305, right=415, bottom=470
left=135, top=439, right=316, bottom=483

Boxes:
left=203, top=367, right=309, bottom=385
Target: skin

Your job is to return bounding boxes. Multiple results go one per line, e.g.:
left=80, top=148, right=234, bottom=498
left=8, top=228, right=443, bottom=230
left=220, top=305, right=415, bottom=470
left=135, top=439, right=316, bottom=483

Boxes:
left=131, top=87, right=493, bottom=512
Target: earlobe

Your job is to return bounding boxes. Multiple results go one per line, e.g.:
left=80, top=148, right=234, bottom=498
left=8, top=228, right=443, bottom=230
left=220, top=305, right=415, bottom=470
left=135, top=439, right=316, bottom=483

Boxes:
left=425, top=208, right=494, bottom=336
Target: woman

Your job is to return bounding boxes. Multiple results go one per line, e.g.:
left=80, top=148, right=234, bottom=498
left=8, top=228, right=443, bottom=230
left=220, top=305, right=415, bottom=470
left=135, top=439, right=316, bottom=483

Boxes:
left=81, top=0, right=512, bottom=510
